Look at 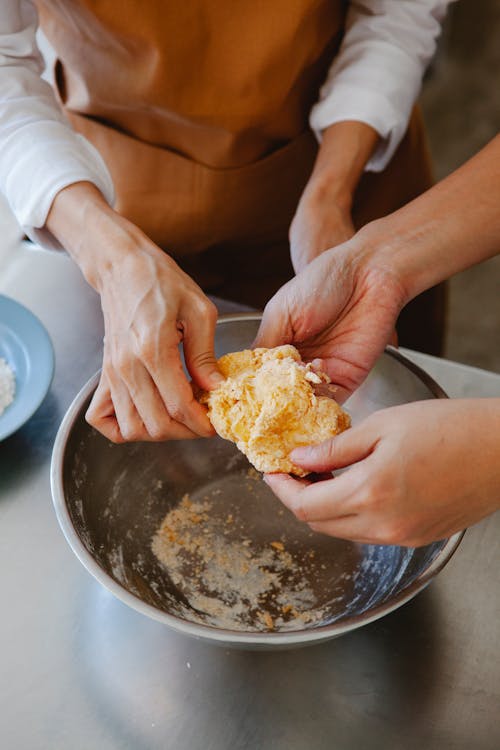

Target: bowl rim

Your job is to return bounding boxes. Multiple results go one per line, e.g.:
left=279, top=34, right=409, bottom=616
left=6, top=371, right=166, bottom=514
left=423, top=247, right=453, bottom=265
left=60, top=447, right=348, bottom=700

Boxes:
left=50, top=313, right=464, bottom=645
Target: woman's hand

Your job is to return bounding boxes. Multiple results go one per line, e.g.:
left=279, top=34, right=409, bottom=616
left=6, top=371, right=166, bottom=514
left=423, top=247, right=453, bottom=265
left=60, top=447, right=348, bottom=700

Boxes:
left=86, top=235, right=222, bottom=442
left=47, top=182, right=223, bottom=442
left=254, top=234, right=406, bottom=400
left=264, top=399, right=500, bottom=547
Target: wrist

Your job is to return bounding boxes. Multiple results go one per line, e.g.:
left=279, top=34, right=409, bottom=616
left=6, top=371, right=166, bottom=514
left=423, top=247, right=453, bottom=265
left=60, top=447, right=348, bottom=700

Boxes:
left=308, top=121, right=379, bottom=204
left=356, top=210, right=447, bottom=307
left=300, top=172, right=353, bottom=215
left=351, top=221, right=414, bottom=311
left=46, top=181, right=140, bottom=290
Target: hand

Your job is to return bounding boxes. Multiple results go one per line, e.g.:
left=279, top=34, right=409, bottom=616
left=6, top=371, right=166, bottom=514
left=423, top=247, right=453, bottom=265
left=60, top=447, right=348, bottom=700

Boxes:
left=254, top=235, right=406, bottom=400
left=289, top=185, right=355, bottom=274
left=47, top=183, right=223, bottom=442
left=264, top=399, right=500, bottom=547
left=86, top=233, right=222, bottom=442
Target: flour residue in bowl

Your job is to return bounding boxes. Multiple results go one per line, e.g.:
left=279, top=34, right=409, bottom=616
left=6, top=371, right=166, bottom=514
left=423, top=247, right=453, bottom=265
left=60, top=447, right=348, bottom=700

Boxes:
left=152, top=484, right=329, bottom=632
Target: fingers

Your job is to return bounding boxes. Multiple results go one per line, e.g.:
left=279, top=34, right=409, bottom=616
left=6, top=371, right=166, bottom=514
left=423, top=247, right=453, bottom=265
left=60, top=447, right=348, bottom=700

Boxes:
left=289, top=424, right=376, bottom=473
left=98, top=313, right=216, bottom=440
left=182, top=299, right=224, bottom=390
left=263, top=471, right=356, bottom=523
left=115, top=362, right=201, bottom=441
left=112, top=308, right=215, bottom=438
left=308, top=518, right=374, bottom=545
left=86, top=365, right=203, bottom=443
left=264, top=469, right=378, bottom=543
left=86, top=373, right=124, bottom=443
left=145, top=340, right=215, bottom=438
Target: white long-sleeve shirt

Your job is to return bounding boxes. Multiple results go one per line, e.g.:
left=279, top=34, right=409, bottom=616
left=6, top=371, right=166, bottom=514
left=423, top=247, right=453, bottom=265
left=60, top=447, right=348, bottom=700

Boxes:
left=0, top=0, right=453, bottom=249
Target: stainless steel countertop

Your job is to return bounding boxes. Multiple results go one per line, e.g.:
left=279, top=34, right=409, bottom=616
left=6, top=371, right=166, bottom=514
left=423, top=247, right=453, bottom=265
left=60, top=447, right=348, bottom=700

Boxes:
left=1, top=232, right=499, bottom=750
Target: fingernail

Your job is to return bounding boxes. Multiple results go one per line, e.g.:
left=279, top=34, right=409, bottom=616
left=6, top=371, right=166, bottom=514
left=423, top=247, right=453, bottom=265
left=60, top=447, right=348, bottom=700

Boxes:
left=209, top=371, right=225, bottom=386
left=290, top=447, right=311, bottom=462
left=311, top=358, right=325, bottom=372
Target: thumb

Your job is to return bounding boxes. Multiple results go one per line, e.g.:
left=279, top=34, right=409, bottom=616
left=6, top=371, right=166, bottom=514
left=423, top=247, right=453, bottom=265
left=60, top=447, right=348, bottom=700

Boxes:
left=183, top=309, right=225, bottom=391
left=252, top=289, right=293, bottom=349
left=290, top=425, right=375, bottom=473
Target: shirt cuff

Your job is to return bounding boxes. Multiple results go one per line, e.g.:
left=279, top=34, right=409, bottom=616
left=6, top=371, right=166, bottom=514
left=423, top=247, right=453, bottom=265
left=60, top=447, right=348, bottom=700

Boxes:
left=1, top=121, right=115, bottom=250
left=309, top=25, right=429, bottom=174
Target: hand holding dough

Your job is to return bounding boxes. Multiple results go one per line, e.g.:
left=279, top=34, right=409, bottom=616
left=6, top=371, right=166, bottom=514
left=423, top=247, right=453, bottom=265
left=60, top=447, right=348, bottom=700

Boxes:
left=198, top=345, right=350, bottom=476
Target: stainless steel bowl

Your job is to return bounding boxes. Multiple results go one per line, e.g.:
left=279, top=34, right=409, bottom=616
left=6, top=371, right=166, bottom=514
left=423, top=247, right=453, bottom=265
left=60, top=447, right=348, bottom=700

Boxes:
left=51, top=314, right=463, bottom=648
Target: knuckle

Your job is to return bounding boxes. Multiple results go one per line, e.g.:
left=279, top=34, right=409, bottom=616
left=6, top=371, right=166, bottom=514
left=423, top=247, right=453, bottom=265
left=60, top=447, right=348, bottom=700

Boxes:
left=119, top=427, right=134, bottom=442
left=136, top=339, right=157, bottom=368
left=119, top=422, right=143, bottom=442
left=358, top=482, right=378, bottom=511
left=378, top=520, right=409, bottom=547
left=318, top=440, right=335, bottom=465
left=147, top=422, right=171, bottom=441
left=203, top=299, right=218, bottom=321
left=85, top=407, right=98, bottom=427
left=191, top=295, right=217, bottom=321
left=108, top=431, right=126, bottom=445
left=189, top=350, right=217, bottom=370
left=358, top=474, right=387, bottom=512
left=166, top=401, right=186, bottom=424
left=291, top=496, right=309, bottom=523
left=113, top=351, right=133, bottom=376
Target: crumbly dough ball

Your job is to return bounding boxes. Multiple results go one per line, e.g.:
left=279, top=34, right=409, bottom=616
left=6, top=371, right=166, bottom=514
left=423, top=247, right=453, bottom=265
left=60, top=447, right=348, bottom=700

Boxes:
left=199, top=345, right=350, bottom=476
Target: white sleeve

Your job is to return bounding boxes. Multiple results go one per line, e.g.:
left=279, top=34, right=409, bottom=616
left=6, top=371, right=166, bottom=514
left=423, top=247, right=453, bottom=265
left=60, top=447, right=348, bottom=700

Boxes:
left=310, top=0, right=455, bottom=172
left=0, top=0, right=115, bottom=249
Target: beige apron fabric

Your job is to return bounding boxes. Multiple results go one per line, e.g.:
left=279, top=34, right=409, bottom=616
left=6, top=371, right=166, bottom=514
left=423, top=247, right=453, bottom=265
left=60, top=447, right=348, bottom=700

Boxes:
left=37, top=0, right=444, bottom=351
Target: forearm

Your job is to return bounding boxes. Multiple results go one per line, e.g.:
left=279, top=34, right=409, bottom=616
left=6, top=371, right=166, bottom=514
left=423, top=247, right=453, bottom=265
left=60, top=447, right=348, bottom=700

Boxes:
left=304, top=121, right=379, bottom=207
left=290, top=120, right=380, bottom=272
left=362, top=134, right=500, bottom=302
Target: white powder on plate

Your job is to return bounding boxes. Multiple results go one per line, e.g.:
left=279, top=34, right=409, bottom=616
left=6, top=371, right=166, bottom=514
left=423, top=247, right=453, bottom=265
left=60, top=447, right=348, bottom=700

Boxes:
left=0, top=358, right=16, bottom=416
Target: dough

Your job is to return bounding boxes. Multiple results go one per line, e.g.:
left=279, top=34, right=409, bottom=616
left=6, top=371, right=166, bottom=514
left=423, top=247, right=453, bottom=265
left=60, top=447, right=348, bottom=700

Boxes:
left=198, top=345, right=350, bottom=476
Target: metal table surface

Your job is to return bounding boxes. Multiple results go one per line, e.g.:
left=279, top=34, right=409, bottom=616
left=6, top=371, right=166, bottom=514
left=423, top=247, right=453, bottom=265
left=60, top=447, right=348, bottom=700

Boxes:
left=1, top=232, right=499, bottom=750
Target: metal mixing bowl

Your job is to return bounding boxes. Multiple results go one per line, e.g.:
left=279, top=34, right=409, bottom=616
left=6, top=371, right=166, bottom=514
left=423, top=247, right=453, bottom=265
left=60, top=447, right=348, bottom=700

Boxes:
left=51, top=314, right=463, bottom=648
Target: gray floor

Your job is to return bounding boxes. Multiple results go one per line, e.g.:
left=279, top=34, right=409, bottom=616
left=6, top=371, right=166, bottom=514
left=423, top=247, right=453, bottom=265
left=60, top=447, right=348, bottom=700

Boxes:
left=421, top=0, right=500, bottom=372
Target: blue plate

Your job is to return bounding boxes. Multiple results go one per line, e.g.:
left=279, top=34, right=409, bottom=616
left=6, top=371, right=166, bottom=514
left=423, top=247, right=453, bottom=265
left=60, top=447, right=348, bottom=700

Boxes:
left=0, top=295, right=55, bottom=441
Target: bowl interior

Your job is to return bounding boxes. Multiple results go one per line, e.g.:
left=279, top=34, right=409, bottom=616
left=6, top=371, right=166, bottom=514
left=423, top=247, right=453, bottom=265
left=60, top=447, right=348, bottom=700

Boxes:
left=60, top=316, right=451, bottom=637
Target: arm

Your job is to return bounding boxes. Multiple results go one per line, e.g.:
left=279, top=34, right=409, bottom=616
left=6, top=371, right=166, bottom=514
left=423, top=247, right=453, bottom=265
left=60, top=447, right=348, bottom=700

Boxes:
left=265, top=399, right=500, bottom=546
left=256, top=134, right=500, bottom=399
left=258, top=135, right=500, bottom=546
left=1, top=2, right=223, bottom=443
left=290, top=120, right=378, bottom=272
left=46, top=182, right=223, bottom=443
left=0, top=0, right=114, bottom=246
left=311, top=0, right=453, bottom=171
left=291, top=0, right=454, bottom=273
left=371, top=134, right=500, bottom=298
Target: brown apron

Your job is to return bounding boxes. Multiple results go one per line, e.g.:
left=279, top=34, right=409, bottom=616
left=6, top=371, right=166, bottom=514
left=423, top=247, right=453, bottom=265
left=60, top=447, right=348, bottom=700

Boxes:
left=37, top=0, right=444, bottom=354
